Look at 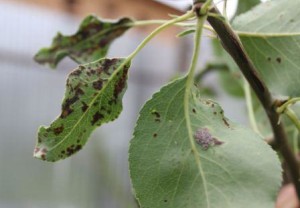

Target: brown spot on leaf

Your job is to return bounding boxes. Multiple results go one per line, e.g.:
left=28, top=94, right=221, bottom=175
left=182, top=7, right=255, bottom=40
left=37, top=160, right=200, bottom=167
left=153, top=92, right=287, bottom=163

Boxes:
left=41, top=154, right=46, bottom=160
left=223, top=118, right=230, bottom=128
left=70, top=68, right=83, bottom=76
left=60, top=95, right=79, bottom=118
left=212, top=138, right=224, bottom=146
left=93, top=102, right=99, bottom=107
left=205, top=101, right=210, bottom=105
left=91, top=112, right=104, bottom=125
left=151, top=111, right=161, bottom=118
left=194, top=128, right=224, bottom=150
left=53, top=125, right=64, bottom=135
left=102, top=58, right=118, bottom=74
left=61, top=108, right=74, bottom=118
left=93, top=80, right=103, bottom=90
left=113, top=66, right=129, bottom=98
left=276, top=57, right=282, bottom=63
left=81, top=102, right=88, bottom=112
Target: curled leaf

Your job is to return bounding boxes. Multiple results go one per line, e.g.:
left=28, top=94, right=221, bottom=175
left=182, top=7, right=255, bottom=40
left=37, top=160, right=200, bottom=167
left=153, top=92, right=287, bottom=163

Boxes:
left=34, top=58, right=130, bottom=162
left=34, top=15, right=133, bottom=68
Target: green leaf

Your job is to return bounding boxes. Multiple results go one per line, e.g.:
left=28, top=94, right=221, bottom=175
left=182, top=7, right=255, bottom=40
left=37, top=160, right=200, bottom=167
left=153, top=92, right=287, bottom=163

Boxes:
left=129, top=78, right=281, bottom=208
left=34, top=58, right=130, bottom=162
left=34, top=15, right=133, bottom=68
left=235, top=0, right=261, bottom=17
left=233, top=0, right=300, bottom=96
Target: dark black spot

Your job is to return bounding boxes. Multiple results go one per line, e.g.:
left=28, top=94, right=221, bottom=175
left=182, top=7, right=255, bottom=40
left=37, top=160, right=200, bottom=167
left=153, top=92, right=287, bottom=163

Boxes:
left=53, top=125, right=64, bottom=135
left=93, top=80, right=103, bottom=90
left=151, top=111, right=161, bottom=118
left=153, top=133, right=157, bottom=138
left=212, top=138, right=224, bottom=146
left=102, top=59, right=118, bottom=74
left=220, top=110, right=224, bottom=114
left=60, top=90, right=82, bottom=118
left=41, top=154, right=46, bottom=160
left=213, top=112, right=217, bottom=115
left=71, top=68, right=83, bottom=76
left=267, top=57, right=271, bottom=61
left=61, top=150, right=65, bottom=154
left=222, top=118, right=230, bottom=128
left=113, top=66, right=129, bottom=98
left=65, top=144, right=82, bottom=156
left=91, top=112, right=104, bottom=125
left=211, top=103, right=215, bottom=108
left=164, top=199, right=168, bottom=203
left=81, top=102, right=88, bottom=112
left=276, top=57, right=282, bottom=63
left=192, top=109, right=196, bottom=113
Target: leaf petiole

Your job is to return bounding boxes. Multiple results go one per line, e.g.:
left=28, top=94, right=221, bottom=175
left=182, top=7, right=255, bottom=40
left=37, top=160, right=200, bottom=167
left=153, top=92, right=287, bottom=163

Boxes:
left=127, top=11, right=195, bottom=61
left=184, top=11, right=209, bottom=207
left=277, top=97, right=300, bottom=114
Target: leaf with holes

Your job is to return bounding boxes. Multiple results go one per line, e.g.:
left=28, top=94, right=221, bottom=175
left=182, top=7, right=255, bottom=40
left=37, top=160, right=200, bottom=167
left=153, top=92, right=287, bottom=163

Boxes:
left=34, top=58, right=130, bottom=162
left=233, top=0, right=300, bottom=96
left=34, top=15, right=133, bottom=68
left=129, top=78, right=281, bottom=208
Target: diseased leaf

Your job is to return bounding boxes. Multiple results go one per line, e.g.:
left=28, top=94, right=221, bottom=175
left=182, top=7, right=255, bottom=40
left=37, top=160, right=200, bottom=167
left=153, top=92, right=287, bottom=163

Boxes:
left=34, top=58, right=130, bottom=162
left=34, top=15, right=133, bottom=68
left=233, top=0, right=300, bottom=96
left=129, top=78, right=281, bottom=208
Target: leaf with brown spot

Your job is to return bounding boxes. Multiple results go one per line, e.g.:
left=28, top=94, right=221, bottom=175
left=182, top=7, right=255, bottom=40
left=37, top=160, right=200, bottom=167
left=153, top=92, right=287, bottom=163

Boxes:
left=233, top=0, right=300, bottom=96
left=34, top=57, right=130, bottom=162
left=34, top=15, right=133, bottom=68
left=129, top=78, right=281, bottom=208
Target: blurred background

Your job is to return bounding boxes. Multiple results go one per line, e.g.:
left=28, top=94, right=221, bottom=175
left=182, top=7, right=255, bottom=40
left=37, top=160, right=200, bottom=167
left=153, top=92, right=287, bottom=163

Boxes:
left=0, top=0, right=252, bottom=207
